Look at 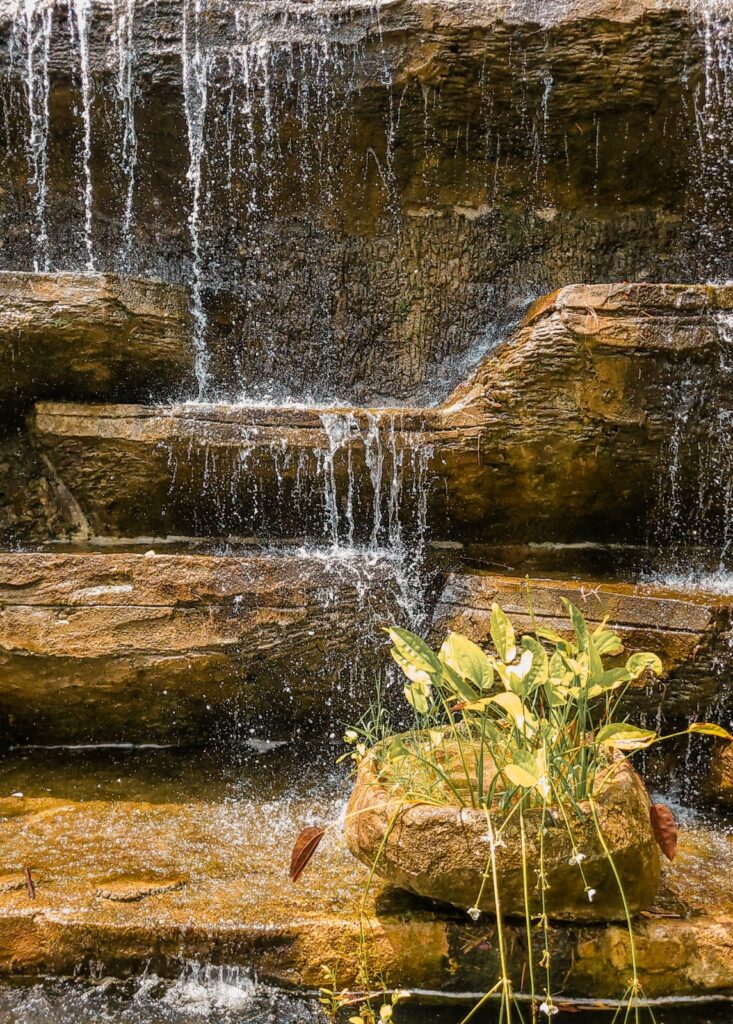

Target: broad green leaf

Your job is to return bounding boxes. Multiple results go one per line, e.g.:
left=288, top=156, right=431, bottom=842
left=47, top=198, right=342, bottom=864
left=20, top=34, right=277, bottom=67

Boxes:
left=497, top=649, right=535, bottom=695
left=404, top=684, right=429, bottom=715
left=593, top=624, right=625, bottom=657
left=600, top=667, right=631, bottom=688
left=688, top=722, right=733, bottom=741
left=548, top=650, right=567, bottom=681
left=385, top=627, right=441, bottom=676
left=503, top=762, right=539, bottom=789
left=596, top=722, right=657, bottom=750
left=390, top=648, right=434, bottom=688
left=587, top=636, right=604, bottom=686
left=562, top=598, right=590, bottom=652
left=490, top=603, right=517, bottom=663
left=626, top=652, right=664, bottom=680
left=439, top=632, right=494, bottom=690
left=521, top=635, right=549, bottom=689
left=441, top=660, right=480, bottom=703
left=489, top=691, right=537, bottom=732
left=535, top=625, right=567, bottom=646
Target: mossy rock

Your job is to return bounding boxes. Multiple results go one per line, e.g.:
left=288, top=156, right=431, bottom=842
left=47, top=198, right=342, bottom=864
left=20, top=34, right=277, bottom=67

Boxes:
left=344, top=743, right=661, bottom=922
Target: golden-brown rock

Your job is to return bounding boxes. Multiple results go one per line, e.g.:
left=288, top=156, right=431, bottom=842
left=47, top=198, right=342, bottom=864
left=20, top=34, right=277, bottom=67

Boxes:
left=0, top=273, right=194, bottom=421
left=31, top=284, right=733, bottom=546
left=344, top=746, right=661, bottom=921
left=0, top=550, right=402, bottom=743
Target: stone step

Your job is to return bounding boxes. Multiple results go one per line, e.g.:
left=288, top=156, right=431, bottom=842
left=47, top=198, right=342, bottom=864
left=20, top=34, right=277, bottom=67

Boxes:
left=0, top=550, right=405, bottom=745
left=0, top=743, right=730, bottom=1003
left=0, top=273, right=193, bottom=423
left=31, top=283, right=733, bottom=547
left=432, top=570, right=733, bottom=720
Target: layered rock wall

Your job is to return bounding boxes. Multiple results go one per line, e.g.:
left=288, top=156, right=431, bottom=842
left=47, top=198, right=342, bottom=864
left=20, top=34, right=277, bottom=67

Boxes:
left=0, top=0, right=725, bottom=402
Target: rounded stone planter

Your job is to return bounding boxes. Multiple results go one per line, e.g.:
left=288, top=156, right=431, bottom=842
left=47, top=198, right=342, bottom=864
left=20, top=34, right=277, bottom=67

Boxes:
left=344, top=744, right=661, bottom=922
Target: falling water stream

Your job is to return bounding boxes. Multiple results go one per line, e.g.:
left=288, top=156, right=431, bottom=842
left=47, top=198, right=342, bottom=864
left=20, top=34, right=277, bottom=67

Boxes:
left=1, top=2, right=733, bottom=1020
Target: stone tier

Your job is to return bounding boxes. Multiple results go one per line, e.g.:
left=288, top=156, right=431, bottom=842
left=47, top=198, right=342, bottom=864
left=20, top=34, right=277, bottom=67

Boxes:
left=31, top=284, right=733, bottom=546
left=432, top=572, right=733, bottom=719
left=0, top=273, right=193, bottom=423
left=0, top=550, right=403, bottom=744
left=0, top=743, right=730, bottom=1002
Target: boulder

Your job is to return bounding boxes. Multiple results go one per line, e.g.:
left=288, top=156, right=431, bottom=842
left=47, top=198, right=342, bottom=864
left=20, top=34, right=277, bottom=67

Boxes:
left=344, top=745, right=661, bottom=921
left=0, top=273, right=194, bottom=421
left=31, top=283, right=733, bottom=547
left=0, top=550, right=403, bottom=743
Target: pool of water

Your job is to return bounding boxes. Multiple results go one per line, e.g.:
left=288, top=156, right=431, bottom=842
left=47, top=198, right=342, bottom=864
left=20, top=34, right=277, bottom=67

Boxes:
left=0, top=974, right=731, bottom=1024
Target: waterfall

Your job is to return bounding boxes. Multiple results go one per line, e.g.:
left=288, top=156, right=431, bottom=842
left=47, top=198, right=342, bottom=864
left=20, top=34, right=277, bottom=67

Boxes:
left=653, top=311, right=733, bottom=576
left=692, top=0, right=733, bottom=278
left=181, top=0, right=210, bottom=398
left=69, top=0, right=96, bottom=271
left=113, top=0, right=137, bottom=266
left=11, top=0, right=53, bottom=272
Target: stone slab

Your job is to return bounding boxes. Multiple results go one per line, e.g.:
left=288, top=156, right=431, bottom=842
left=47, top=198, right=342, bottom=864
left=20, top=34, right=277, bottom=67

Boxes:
left=0, top=744, right=729, bottom=1002
left=0, top=550, right=404, bottom=744
left=0, top=273, right=194, bottom=422
left=31, top=283, right=733, bottom=547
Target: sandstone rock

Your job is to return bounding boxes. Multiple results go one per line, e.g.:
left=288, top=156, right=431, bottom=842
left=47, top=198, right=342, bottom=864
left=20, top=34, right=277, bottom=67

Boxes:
left=0, top=1, right=722, bottom=401
left=32, top=284, right=733, bottom=547
left=0, top=273, right=194, bottom=422
left=705, top=743, right=733, bottom=808
left=0, top=744, right=727, bottom=1000
left=431, top=570, right=733, bottom=719
left=344, top=746, right=660, bottom=921
left=0, top=550, right=402, bottom=743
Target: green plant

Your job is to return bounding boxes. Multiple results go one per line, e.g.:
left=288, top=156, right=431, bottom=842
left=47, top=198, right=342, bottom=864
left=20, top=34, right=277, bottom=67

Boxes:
left=294, top=596, right=732, bottom=1024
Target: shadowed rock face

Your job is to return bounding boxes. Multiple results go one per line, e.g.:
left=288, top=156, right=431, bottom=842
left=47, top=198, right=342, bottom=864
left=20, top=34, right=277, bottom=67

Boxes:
left=0, top=0, right=725, bottom=402
left=0, top=273, right=194, bottom=423
left=0, top=551, right=404, bottom=743
left=431, top=570, right=733, bottom=720
left=29, top=283, right=733, bottom=547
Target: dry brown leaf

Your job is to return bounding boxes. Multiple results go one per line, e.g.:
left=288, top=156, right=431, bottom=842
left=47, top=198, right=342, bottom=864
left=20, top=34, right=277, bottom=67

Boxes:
left=289, top=826, right=326, bottom=882
left=649, top=803, right=678, bottom=861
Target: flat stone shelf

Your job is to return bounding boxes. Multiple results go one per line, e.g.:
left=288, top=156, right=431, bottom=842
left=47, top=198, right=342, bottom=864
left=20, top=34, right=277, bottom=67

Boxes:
left=432, top=571, right=733, bottom=718
left=0, top=273, right=194, bottom=422
left=0, top=744, right=730, bottom=1002
left=0, top=550, right=404, bottom=744
left=32, top=283, right=733, bottom=546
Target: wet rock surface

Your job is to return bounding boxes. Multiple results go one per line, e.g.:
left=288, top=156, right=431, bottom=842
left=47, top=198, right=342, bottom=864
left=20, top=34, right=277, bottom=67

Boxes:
left=0, top=273, right=194, bottom=423
left=0, top=744, right=729, bottom=999
left=0, top=0, right=724, bottom=401
left=30, top=284, right=733, bottom=546
left=0, top=550, right=404, bottom=744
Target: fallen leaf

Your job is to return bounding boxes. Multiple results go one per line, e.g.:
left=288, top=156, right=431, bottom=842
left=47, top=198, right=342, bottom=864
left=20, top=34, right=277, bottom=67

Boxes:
left=290, top=826, right=326, bottom=882
left=649, top=803, right=678, bottom=861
